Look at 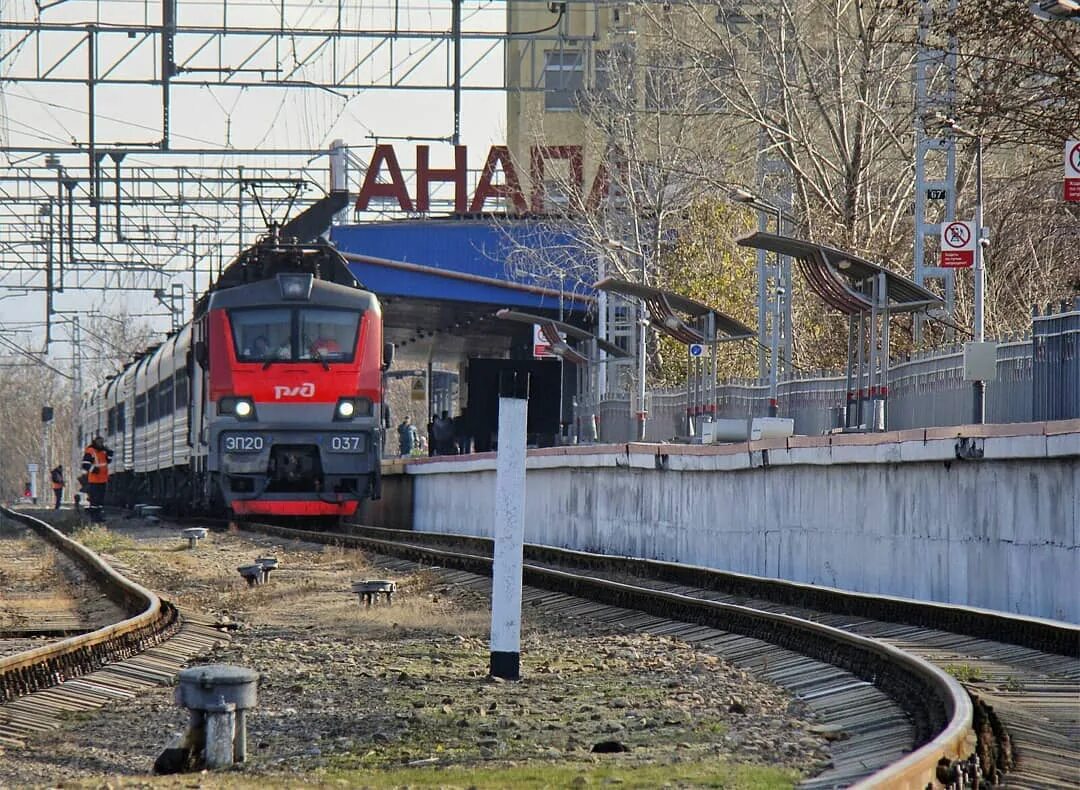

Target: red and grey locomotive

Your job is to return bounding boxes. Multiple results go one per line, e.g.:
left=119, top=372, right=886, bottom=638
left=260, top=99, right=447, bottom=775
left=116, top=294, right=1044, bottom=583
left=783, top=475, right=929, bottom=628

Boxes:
left=78, top=233, right=388, bottom=519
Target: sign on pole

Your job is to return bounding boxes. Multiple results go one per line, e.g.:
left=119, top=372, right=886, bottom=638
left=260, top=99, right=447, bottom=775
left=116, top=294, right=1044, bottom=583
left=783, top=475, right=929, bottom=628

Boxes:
left=1065, top=140, right=1080, bottom=202
left=940, top=220, right=975, bottom=268
left=532, top=324, right=553, bottom=358
left=532, top=324, right=566, bottom=359
left=689, top=343, right=705, bottom=358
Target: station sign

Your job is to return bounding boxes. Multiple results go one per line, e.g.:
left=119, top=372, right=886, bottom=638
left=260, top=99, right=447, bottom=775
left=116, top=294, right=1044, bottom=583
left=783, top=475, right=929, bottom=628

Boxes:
left=1065, top=140, right=1080, bottom=202
left=355, top=143, right=620, bottom=215
left=940, top=220, right=975, bottom=268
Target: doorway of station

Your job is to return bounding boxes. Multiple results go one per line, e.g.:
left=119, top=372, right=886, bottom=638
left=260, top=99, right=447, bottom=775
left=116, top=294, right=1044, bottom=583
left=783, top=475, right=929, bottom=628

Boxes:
left=466, top=359, right=563, bottom=451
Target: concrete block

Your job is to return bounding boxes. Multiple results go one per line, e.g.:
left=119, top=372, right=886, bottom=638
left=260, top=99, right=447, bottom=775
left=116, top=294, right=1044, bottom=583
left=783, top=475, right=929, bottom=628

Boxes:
left=983, top=435, right=1047, bottom=460
left=898, top=439, right=956, bottom=463
left=1047, top=433, right=1080, bottom=458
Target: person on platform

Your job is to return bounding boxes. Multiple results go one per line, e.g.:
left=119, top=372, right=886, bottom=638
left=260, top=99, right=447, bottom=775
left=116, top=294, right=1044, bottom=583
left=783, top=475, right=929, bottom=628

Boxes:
left=50, top=465, right=64, bottom=510
left=397, top=416, right=417, bottom=457
left=453, top=411, right=471, bottom=455
left=433, top=410, right=455, bottom=455
left=80, top=436, right=113, bottom=524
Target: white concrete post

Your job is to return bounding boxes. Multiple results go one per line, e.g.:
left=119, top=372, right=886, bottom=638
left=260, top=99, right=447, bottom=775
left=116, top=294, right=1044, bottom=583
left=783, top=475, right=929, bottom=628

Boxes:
left=489, top=370, right=529, bottom=680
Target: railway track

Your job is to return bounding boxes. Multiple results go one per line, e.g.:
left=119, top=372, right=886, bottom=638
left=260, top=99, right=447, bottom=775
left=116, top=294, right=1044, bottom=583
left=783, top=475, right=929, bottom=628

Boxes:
left=0, top=507, right=229, bottom=748
left=326, top=523, right=1077, bottom=790
left=0, top=513, right=126, bottom=643
left=220, top=518, right=1075, bottom=790
left=11, top=504, right=1071, bottom=787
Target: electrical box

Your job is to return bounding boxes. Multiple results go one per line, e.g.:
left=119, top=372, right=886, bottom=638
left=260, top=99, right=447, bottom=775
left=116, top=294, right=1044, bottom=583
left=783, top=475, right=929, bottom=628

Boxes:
left=963, top=342, right=998, bottom=381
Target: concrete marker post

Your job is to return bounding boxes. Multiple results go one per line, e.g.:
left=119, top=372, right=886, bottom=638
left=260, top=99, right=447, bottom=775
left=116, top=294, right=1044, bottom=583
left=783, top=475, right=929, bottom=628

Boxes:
left=489, top=369, right=529, bottom=680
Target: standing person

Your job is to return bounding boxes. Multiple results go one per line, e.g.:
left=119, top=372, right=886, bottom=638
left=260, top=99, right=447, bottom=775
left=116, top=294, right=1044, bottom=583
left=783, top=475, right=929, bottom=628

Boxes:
left=50, top=465, right=64, bottom=510
left=81, top=435, right=113, bottom=524
left=397, top=416, right=417, bottom=457
left=453, top=410, right=470, bottom=455
left=433, top=410, right=455, bottom=455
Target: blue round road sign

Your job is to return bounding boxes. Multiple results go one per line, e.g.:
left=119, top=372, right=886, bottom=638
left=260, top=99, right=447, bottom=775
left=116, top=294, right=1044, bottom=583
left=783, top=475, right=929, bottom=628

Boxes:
left=689, top=343, right=704, bottom=357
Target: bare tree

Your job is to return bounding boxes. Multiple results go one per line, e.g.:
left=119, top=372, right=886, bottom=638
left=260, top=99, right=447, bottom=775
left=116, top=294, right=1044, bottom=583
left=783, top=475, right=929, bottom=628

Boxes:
left=0, top=361, right=68, bottom=503
left=500, top=20, right=752, bottom=384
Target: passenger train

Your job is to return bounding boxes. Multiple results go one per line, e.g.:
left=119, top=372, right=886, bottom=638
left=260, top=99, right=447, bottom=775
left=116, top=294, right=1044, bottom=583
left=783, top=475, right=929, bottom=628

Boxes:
left=78, top=232, right=389, bottom=519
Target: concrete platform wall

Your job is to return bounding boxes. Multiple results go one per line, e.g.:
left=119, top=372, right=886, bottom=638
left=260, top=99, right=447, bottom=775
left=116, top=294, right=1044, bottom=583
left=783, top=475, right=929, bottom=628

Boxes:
left=401, top=421, right=1079, bottom=623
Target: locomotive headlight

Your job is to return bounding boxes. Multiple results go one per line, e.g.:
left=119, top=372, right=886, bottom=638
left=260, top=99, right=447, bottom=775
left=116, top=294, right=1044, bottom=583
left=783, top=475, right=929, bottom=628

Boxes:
left=334, top=397, right=372, bottom=421
left=278, top=273, right=314, bottom=300
left=219, top=396, right=256, bottom=420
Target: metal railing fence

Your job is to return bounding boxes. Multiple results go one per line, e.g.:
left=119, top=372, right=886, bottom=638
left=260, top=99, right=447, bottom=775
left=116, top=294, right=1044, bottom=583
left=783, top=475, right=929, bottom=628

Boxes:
left=590, top=300, right=1078, bottom=441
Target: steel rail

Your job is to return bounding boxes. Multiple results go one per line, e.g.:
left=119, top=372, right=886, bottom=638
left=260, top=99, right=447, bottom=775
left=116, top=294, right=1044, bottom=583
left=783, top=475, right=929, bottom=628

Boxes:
left=347, top=523, right=1078, bottom=657
left=0, top=507, right=180, bottom=702
left=242, top=520, right=977, bottom=790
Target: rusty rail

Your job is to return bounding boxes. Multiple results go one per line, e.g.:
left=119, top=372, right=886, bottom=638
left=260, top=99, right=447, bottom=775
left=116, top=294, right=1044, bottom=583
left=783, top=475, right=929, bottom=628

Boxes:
left=0, top=507, right=180, bottom=702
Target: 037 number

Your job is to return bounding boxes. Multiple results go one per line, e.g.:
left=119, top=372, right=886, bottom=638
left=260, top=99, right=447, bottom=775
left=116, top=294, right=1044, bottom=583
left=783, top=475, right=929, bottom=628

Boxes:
left=329, top=435, right=364, bottom=452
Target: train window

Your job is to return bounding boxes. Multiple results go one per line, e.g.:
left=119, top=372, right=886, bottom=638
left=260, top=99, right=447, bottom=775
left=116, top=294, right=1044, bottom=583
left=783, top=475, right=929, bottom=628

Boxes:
left=159, top=376, right=174, bottom=416
left=107, top=407, right=116, bottom=436
left=135, top=393, right=147, bottom=428
left=147, top=384, right=159, bottom=422
left=175, top=369, right=189, bottom=409
left=117, top=402, right=126, bottom=432
left=232, top=308, right=292, bottom=362
left=299, top=309, right=359, bottom=362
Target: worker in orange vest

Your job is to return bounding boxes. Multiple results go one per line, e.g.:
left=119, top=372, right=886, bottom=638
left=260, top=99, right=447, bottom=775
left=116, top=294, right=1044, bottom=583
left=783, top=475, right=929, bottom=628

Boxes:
left=80, top=436, right=113, bottom=524
left=50, top=465, right=64, bottom=510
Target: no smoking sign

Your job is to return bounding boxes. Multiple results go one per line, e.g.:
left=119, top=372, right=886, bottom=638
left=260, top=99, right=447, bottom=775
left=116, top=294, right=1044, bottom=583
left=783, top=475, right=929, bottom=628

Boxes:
left=940, top=220, right=975, bottom=268
left=1065, top=140, right=1080, bottom=203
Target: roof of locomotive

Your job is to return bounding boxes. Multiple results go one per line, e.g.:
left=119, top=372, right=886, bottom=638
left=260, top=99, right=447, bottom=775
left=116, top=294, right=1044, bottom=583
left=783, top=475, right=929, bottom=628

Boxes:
left=206, top=273, right=379, bottom=313
left=196, top=234, right=370, bottom=316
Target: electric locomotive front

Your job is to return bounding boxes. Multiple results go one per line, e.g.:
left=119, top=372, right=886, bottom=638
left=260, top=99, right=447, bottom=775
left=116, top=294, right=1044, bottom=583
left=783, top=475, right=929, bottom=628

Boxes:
left=201, top=267, right=384, bottom=517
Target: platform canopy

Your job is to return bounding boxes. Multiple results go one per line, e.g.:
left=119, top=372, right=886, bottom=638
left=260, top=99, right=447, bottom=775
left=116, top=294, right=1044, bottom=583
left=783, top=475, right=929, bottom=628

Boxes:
left=494, top=308, right=631, bottom=366
left=737, top=232, right=943, bottom=314
left=593, top=278, right=754, bottom=345
left=331, top=220, right=594, bottom=359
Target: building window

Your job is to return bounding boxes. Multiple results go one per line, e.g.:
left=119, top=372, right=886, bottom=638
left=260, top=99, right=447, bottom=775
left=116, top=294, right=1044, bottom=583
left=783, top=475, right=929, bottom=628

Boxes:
left=544, top=50, right=584, bottom=111
left=645, top=55, right=729, bottom=113
left=592, top=46, right=634, bottom=108
left=645, top=55, right=686, bottom=111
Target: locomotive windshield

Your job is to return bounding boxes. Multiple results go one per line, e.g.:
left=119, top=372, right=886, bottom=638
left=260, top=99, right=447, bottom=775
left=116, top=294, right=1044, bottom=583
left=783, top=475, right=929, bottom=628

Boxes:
left=232, top=307, right=360, bottom=363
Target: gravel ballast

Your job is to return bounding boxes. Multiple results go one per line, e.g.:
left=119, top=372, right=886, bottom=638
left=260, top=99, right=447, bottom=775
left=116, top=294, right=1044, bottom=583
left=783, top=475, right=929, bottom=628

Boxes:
left=0, top=516, right=834, bottom=788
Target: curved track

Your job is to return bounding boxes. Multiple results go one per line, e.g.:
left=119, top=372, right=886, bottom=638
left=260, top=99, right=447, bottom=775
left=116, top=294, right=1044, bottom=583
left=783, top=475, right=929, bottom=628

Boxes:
left=338, top=524, right=1078, bottom=790
left=0, top=508, right=228, bottom=747
left=233, top=518, right=1071, bottom=789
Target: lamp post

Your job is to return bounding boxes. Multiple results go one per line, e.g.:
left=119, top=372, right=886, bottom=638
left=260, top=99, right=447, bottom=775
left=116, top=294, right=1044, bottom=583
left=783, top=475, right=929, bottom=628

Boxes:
left=731, top=189, right=786, bottom=417
left=946, top=120, right=987, bottom=424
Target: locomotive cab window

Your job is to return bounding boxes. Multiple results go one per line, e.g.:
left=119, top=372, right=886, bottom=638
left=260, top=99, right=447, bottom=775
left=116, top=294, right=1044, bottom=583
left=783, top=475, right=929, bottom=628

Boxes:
left=232, top=308, right=292, bottom=362
left=231, top=307, right=359, bottom=364
left=299, top=309, right=358, bottom=362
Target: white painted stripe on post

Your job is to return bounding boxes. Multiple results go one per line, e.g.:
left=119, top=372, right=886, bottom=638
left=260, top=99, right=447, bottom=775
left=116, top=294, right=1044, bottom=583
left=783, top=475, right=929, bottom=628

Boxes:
left=490, top=395, right=527, bottom=660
